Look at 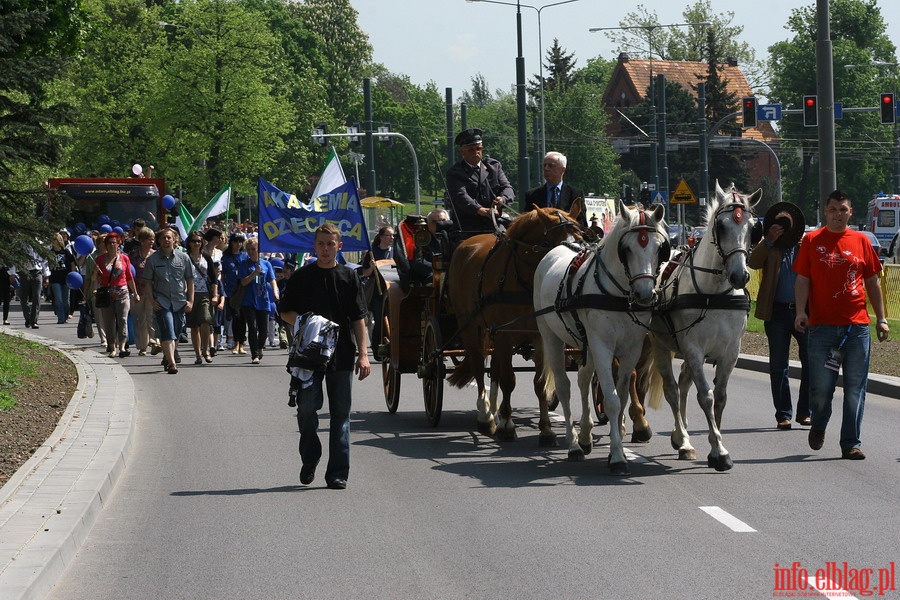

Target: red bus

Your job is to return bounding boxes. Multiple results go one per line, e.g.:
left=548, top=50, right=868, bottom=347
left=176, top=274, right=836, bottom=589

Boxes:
left=47, top=177, right=168, bottom=231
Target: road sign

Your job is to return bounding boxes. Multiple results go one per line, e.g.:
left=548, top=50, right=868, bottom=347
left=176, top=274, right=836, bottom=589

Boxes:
left=653, top=191, right=667, bottom=205
left=758, top=104, right=782, bottom=121
left=835, top=101, right=843, bottom=120
left=670, top=179, right=697, bottom=205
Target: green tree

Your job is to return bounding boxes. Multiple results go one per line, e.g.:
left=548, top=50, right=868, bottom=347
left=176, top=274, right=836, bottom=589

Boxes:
left=768, top=0, right=896, bottom=221
left=146, top=0, right=294, bottom=204
left=0, top=0, right=82, bottom=267
left=542, top=78, right=618, bottom=196
left=296, top=0, right=373, bottom=123
left=460, top=74, right=494, bottom=109
left=528, top=38, right=578, bottom=99
left=247, top=0, right=332, bottom=192
left=59, top=0, right=162, bottom=179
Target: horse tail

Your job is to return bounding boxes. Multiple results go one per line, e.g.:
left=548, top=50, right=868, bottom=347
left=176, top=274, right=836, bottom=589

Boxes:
left=541, top=355, right=557, bottom=403
left=447, top=356, right=475, bottom=388
left=646, top=354, right=665, bottom=411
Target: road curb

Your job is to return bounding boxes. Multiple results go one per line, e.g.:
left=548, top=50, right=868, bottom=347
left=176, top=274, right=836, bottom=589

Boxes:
left=0, top=332, right=136, bottom=600
left=736, top=353, right=900, bottom=398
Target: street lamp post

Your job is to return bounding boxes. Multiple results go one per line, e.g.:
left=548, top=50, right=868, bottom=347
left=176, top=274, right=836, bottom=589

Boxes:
left=845, top=61, right=900, bottom=195
left=467, top=0, right=585, bottom=160
left=589, top=21, right=710, bottom=197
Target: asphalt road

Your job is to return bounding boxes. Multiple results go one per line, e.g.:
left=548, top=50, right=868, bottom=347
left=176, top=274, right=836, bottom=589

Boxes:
left=35, top=322, right=900, bottom=600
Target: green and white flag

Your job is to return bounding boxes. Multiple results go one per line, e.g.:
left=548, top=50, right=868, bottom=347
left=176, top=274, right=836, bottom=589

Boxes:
left=310, top=148, right=346, bottom=201
left=189, top=183, right=232, bottom=232
left=174, top=202, right=195, bottom=241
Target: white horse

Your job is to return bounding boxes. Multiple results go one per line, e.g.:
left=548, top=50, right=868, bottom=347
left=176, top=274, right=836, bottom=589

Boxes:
left=534, top=201, right=668, bottom=475
left=647, top=181, right=761, bottom=471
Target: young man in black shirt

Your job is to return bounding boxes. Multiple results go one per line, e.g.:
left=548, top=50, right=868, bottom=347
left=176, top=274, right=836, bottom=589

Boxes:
left=279, top=224, right=370, bottom=489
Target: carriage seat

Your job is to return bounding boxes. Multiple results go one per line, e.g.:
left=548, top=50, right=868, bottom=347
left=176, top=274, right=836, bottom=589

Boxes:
left=393, top=215, right=432, bottom=289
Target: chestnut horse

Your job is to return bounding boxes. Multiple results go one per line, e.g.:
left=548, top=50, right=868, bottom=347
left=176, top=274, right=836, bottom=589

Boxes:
left=446, top=200, right=585, bottom=444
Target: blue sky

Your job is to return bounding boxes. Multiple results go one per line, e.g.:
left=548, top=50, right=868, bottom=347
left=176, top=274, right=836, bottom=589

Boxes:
left=350, top=0, right=900, bottom=96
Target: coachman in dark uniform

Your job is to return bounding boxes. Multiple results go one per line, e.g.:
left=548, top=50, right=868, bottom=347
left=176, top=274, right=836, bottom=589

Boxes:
left=445, top=128, right=515, bottom=237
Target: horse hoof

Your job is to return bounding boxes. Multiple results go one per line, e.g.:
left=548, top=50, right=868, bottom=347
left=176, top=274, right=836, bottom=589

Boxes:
left=567, top=448, right=585, bottom=462
left=596, top=412, right=609, bottom=426
left=607, top=458, right=630, bottom=475
left=477, top=421, right=496, bottom=437
left=538, top=433, right=558, bottom=448
left=579, top=441, right=592, bottom=456
left=631, top=428, right=652, bottom=443
left=707, top=453, right=734, bottom=471
left=678, top=449, right=697, bottom=461
left=496, top=428, right=517, bottom=443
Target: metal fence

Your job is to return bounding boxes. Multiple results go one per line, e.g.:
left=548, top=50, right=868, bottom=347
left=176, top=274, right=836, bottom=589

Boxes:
left=747, top=263, right=900, bottom=318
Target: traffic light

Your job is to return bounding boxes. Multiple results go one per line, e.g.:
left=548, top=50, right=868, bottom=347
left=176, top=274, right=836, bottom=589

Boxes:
left=880, top=93, right=896, bottom=125
left=741, top=96, right=757, bottom=128
left=347, top=123, right=360, bottom=146
left=312, top=122, right=328, bottom=146
left=377, top=123, right=393, bottom=146
left=802, top=95, right=818, bottom=127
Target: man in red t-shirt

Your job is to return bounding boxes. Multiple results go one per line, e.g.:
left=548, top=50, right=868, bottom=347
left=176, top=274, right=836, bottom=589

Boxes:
left=793, top=190, right=890, bottom=460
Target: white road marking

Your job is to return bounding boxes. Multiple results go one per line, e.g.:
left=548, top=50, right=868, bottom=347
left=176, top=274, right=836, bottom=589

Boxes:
left=623, top=447, right=649, bottom=463
left=805, top=577, right=858, bottom=600
left=698, top=506, right=757, bottom=532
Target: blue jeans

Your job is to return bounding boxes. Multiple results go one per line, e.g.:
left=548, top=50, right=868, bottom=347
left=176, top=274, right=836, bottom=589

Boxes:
left=154, top=306, right=186, bottom=342
left=50, top=282, right=70, bottom=323
left=764, top=304, right=810, bottom=422
left=296, top=370, right=352, bottom=483
left=807, top=324, right=870, bottom=450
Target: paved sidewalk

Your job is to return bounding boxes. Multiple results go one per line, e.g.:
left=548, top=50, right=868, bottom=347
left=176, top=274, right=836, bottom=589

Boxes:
left=0, top=332, right=135, bottom=600
left=0, top=330, right=896, bottom=600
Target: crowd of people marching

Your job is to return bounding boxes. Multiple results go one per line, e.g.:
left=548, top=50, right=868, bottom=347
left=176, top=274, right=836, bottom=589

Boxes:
left=2, top=217, right=303, bottom=370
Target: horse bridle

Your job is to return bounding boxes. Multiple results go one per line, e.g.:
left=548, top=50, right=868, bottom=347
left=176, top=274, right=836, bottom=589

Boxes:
left=709, top=192, right=755, bottom=267
left=613, top=209, right=668, bottom=290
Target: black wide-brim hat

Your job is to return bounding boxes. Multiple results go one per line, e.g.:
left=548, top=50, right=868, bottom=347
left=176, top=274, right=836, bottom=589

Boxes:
left=763, top=201, right=806, bottom=249
left=455, top=128, right=483, bottom=146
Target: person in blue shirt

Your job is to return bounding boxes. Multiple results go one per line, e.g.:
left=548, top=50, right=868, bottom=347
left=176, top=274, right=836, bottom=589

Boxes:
left=221, top=233, right=248, bottom=355
left=238, top=237, right=278, bottom=364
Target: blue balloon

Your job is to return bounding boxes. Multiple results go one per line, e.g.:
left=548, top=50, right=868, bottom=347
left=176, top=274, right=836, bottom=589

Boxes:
left=75, top=222, right=86, bottom=233
left=111, top=220, right=121, bottom=227
left=99, top=224, right=113, bottom=234
left=98, top=214, right=111, bottom=225
left=65, top=271, right=84, bottom=290
left=73, top=235, right=95, bottom=256
left=113, top=226, right=124, bottom=235
left=162, top=195, right=177, bottom=210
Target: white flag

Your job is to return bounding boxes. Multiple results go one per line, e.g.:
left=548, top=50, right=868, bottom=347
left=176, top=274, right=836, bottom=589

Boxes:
left=189, top=184, right=231, bottom=233
left=310, top=148, right=346, bottom=200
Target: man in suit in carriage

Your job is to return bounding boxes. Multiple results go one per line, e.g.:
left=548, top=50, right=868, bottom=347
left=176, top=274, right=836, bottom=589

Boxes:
left=445, top=128, right=515, bottom=237
left=525, top=151, right=587, bottom=229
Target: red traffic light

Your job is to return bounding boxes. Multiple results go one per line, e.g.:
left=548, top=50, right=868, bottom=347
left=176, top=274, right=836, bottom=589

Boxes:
left=881, top=93, right=896, bottom=125
left=741, top=96, right=757, bottom=128
left=803, top=95, right=818, bottom=127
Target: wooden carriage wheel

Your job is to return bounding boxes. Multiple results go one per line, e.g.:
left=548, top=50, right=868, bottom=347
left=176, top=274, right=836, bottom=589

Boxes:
left=421, top=316, right=444, bottom=427
left=381, top=299, right=400, bottom=413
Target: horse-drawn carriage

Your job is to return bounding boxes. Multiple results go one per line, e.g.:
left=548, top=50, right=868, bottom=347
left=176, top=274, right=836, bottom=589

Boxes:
left=376, top=203, right=586, bottom=434
left=375, top=181, right=761, bottom=474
